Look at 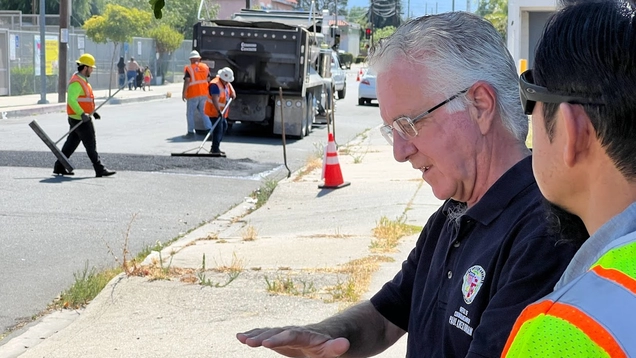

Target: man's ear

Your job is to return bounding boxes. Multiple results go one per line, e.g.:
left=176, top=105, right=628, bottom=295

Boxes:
left=560, top=103, right=592, bottom=167
left=468, top=81, right=496, bottom=135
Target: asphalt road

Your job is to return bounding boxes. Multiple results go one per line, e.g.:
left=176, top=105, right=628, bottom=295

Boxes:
left=0, top=75, right=382, bottom=334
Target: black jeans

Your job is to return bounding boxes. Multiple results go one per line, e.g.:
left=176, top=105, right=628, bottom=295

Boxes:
left=211, top=116, right=227, bottom=152
left=54, top=117, right=103, bottom=171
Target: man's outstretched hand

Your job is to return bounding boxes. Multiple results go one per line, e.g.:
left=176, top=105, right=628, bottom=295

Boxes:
left=237, top=326, right=350, bottom=358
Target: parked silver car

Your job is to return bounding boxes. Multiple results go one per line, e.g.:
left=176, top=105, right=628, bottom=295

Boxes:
left=331, top=52, right=346, bottom=99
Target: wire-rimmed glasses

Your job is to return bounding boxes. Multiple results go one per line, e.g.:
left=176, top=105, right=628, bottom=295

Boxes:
left=380, top=88, right=470, bottom=145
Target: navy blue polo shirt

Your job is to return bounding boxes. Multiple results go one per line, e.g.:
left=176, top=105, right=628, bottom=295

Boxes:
left=370, top=156, right=580, bottom=357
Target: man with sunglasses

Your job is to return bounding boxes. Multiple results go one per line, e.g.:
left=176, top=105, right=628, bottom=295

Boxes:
left=237, top=12, right=581, bottom=358
left=503, top=0, right=636, bottom=356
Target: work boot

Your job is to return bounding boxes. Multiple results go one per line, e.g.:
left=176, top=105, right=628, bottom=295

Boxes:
left=53, top=165, right=74, bottom=176
left=96, top=168, right=116, bottom=177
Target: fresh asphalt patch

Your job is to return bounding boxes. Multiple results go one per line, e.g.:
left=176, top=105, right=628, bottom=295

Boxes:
left=0, top=150, right=280, bottom=178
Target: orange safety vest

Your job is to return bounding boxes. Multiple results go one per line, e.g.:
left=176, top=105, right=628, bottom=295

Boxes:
left=184, top=62, right=209, bottom=99
left=66, top=73, right=95, bottom=116
left=204, top=77, right=235, bottom=118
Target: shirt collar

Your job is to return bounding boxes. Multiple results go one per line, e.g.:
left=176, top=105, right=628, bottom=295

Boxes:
left=555, top=201, right=636, bottom=289
left=460, top=156, right=535, bottom=226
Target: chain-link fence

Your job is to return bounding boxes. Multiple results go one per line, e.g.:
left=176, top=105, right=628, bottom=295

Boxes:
left=0, top=24, right=194, bottom=96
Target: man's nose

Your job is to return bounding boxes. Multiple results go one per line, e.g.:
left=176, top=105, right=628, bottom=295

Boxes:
left=392, top=134, right=415, bottom=163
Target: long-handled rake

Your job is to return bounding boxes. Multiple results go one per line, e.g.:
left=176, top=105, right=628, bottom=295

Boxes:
left=171, top=98, right=233, bottom=157
left=28, top=86, right=125, bottom=172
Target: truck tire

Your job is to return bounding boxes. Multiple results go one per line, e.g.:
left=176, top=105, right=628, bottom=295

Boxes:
left=337, top=82, right=346, bottom=99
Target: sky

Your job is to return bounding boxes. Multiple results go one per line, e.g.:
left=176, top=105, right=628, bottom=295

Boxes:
left=346, top=0, right=478, bottom=18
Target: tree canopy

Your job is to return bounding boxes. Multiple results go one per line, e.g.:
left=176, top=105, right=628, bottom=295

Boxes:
left=475, top=0, right=508, bottom=40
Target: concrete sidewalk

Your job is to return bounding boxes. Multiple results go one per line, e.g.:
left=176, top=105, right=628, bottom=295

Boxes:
left=0, top=82, right=183, bottom=119
left=0, top=129, right=444, bottom=357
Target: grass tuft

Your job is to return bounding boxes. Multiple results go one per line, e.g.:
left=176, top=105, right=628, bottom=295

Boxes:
left=324, top=255, right=393, bottom=304
left=370, top=216, right=422, bottom=253
left=250, top=180, right=278, bottom=211
left=242, top=224, right=258, bottom=241
left=51, top=261, right=121, bottom=310
left=265, top=274, right=317, bottom=297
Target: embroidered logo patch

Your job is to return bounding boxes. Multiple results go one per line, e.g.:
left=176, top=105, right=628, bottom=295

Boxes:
left=462, top=265, right=486, bottom=304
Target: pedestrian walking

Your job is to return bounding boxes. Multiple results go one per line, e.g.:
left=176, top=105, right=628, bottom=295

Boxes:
left=116, top=56, right=126, bottom=88
left=53, top=53, right=116, bottom=178
left=182, top=50, right=211, bottom=138
left=143, top=66, right=152, bottom=91
left=126, top=57, right=140, bottom=90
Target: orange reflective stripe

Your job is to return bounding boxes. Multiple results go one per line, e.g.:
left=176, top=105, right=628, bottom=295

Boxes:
left=592, top=265, right=636, bottom=295
left=502, top=300, right=553, bottom=356
left=550, top=302, right=626, bottom=358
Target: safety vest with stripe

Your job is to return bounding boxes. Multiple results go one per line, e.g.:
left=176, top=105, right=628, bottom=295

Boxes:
left=204, top=77, right=235, bottom=118
left=502, top=233, right=636, bottom=358
left=66, top=73, right=95, bottom=116
left=183, top=62, right=209, bottom=99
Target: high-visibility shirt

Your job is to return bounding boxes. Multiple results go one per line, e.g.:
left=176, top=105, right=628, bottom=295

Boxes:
left=66, top=73, right=95, bottom=120
left=183, top=62, right=209, bottom=99
left=204, top=77, right=235, bottom=118
left=502, top=236, right=636, bottom=358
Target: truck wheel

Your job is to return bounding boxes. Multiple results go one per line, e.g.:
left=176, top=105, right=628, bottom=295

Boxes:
left=358, top=98, right=365, bottom=106
left=338, top=84, right=346, bottom=99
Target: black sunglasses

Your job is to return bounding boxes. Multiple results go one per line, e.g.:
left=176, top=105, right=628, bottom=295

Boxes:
left=519, top=69, right=605, bottom=115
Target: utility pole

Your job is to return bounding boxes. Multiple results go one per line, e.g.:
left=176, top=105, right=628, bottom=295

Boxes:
left=407, top=0, right=410, bottom=20
left=370, top=0, right=374, bottom=47
left=334, top=0, right=337, bottom=48
left=58, top=0, right=69, bottom=103
left=452, top=0, right=455, bottom=11
left=466, top=0, right=471, bottom=12
left=245, top=0, right=250, bottom=9
left=37, top=0, right=48, bottom=104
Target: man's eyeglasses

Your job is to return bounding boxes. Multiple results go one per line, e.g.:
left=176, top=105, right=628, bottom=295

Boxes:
left=380, top=88, right=469, bottom=145
left=519, top=69, right=604, bottom=115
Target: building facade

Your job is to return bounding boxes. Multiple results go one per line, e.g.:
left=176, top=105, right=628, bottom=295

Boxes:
left=507, top=0, right=556, bottom=72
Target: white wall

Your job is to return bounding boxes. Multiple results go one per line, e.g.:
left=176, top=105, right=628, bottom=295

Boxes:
left=507, top=0, right=556, bottom=72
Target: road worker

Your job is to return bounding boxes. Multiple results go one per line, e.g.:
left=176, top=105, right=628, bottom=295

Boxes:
left=53, top=53, right=115, bottom=177
left=503, top=0, right=636, bottom=356
left=182, top=50, right=211, bottom=138
left=204, top=67, right=236, bottom=156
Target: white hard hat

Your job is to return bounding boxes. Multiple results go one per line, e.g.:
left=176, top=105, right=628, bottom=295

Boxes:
left=218, top=67, right=234, bottom=83
left=189, top=50, right=201, bottom=59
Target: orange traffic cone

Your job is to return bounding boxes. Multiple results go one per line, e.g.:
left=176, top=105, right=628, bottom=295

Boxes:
left=356, top=71, right=361, bottom=82
left=319, top=133, right=350, bottom=189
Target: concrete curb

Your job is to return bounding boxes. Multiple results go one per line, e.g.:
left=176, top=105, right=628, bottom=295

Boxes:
left=3, top=93, right=171, bottom=119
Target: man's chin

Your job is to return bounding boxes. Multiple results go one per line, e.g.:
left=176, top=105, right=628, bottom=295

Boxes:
left=542, top=198, right=589, bottom=246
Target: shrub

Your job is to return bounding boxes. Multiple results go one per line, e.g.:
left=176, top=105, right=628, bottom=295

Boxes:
left=10, top=66, right=58, bottom=95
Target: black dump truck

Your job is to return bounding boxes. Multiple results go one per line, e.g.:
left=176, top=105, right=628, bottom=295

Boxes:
left=192, top=9, right=335, bottom=139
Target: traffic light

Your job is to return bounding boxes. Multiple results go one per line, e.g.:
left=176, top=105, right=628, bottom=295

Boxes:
left=365, top=28, right=371, bottom=39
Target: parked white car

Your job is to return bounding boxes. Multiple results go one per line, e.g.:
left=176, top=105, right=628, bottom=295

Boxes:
left=358, top=68, right=377, bottom=105
left=331, top=52, right=346, bottom=99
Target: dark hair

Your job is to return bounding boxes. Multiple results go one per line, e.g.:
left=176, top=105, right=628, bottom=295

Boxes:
left=534, top=0, right=636, bottom=178
left=77, top=64, right=86, bottom=72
